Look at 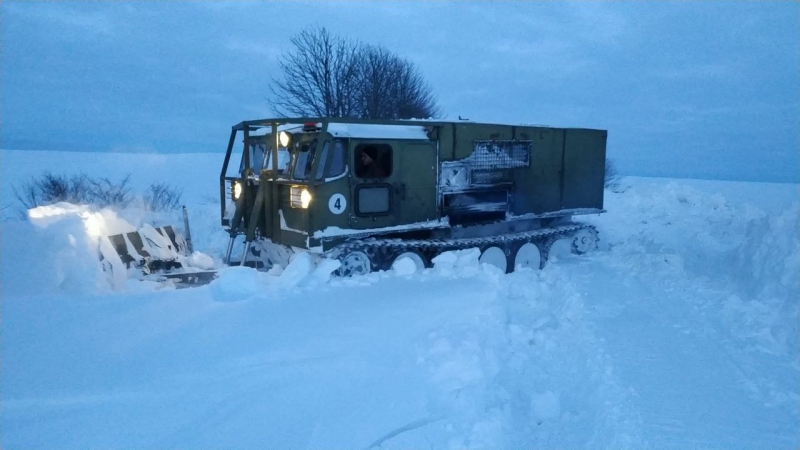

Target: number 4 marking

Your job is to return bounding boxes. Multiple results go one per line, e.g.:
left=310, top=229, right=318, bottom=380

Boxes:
left=328, top=193, right=346, bottom=215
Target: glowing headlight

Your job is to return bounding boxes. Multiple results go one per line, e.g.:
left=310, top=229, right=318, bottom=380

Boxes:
left=291, top=186, right=312, bottom=209
left=279, top=131, right=291, bottom=147
left=233, top=181, right=242, bottom=200
left=300, top=189, right=312, bottom=208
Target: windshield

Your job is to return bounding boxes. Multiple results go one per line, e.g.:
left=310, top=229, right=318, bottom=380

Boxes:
left=292, top=139, right=318, bottom=180
left=265, top=146, right=291, bottom=174
left=239, top=142, right=267, bottom=174
left=237, top=138, right=292, bottom=175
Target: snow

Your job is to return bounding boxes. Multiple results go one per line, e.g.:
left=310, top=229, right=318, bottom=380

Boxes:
left=326, top=123, right=430, bottom=140
left=440, top=161, right=471, bottom=189
left=1, top=149, right=799, bottom=449
left=187, top=251, right=215, bottom=270
left=314, top=218, right=450, bottom=239
left=392, top=256, right=419, bottom=275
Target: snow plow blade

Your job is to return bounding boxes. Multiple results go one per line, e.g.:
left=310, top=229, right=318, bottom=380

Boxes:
left=101, top=225, right=217, bottom=287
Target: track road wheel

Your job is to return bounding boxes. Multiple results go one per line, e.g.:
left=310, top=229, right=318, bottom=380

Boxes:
left=572, top=228, right=599, bottom=255
left=479, top=246, right=508, bottom=273
left=513, top=242, right=543, bottom=270
left=335, top=250, right=371, bottom=277
left=390, top=251, right=426, bottom=273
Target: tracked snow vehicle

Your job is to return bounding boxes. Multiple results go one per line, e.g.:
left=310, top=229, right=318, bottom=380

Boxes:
left=221, top=118, right=606, bottom=275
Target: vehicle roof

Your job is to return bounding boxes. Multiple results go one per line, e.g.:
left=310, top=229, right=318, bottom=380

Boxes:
left=233, top=117, right=606, bottom=133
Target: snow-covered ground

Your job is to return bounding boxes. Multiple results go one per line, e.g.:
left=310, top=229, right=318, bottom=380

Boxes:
left=1, top=149, right=798, bottom=449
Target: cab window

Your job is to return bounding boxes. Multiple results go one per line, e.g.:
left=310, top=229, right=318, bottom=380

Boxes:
left=251, top=144, right=266, bottom=171
left=356, top=185, right=391, bottom=215
left=241, top=141, right=291, bottom=175
left=240, top=142, right=267, bottom=172
left=264, top=147, right=291, bottom=174
left=314, top=142, right=331, bottom=180
left=292, top=140, right=317, bottom=180
left=314, top=140, right=346, bottom=180
left=328, top=140, right=346, bottom=177
left=355, top=144, right=392, bottom=179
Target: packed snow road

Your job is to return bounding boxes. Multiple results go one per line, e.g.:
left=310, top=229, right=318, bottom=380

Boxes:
left=1, top=150, right=798, bottom=448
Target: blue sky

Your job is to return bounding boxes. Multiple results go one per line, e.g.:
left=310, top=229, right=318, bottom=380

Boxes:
left=2, top=1, right=798, bottom=182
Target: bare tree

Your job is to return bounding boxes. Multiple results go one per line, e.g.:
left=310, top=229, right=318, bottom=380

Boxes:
left=86, top=175, right=132, bottom=207
left=270, top=27, right=362, bottom=118
left=143, top=182, right=183, bottom=212
left=270, top=27, right=440, bottom=120
left=389, top=55, right=441, bottom=119
left=12, top=173, right=133, bottom=218
left=356, top=46, right=440, bottom=120
left=358, top=45, right=398, bottom=120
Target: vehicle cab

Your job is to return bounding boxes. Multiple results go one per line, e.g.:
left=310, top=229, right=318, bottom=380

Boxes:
left=221, top=118, right=439, bottom=255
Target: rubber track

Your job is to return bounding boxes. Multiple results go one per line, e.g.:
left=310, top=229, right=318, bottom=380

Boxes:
left=328, top=223, right=595, bottom=265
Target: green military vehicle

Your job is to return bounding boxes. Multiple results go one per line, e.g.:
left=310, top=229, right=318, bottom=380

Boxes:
left=221, top=118, right=606, bottom=276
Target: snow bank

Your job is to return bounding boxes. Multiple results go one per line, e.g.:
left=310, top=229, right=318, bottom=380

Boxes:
left=208, top=266, right=266, bottom=302
left=1, top=203, right=138, bottom=295
left=2, top=202, right=218, bottom=296
left=596, top=180, right=799, bottom=359
left=205, top=252, right=343, bottom=302
left=2, top=218, right=106, bottom=296
left=727, top=203, right=800, bottom=356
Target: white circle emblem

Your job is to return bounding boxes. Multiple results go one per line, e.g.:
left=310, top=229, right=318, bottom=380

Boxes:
left=328, top=193, right=347, bottom=214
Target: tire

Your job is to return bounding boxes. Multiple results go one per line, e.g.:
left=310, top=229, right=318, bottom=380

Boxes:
left=390, top=251, right=427, bottom=273
left=513, top=242, right=543, bottom=270
left=335, top=250, right=371, bottom=277
left=479, top=246, right=508, bottom=273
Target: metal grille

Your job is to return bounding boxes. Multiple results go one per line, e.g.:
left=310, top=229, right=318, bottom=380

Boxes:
left=468, top=140, right=531, bottom=170
left=290, top=185, right=304, bottom=208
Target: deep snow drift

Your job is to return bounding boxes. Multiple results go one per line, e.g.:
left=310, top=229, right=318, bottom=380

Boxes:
left=1, top=149, right=798, bottom=449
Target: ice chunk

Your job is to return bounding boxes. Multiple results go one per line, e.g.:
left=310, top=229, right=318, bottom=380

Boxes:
left=432, top=248, right=482, bottom=278
left=307, top=257, right=341, bottom=285
left=392, top=256, right=418, bottom=275
left=278, top=252, right=313, bottom=289
left=209, top=266, right=263, bottom=301
left=432, top=251, right=458, bottom=268
left=188, top=251, right=215, bottom=270
left=433, top=248, right=481, bottom=270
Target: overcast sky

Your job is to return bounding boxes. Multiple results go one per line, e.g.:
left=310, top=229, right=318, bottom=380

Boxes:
left=2, top=1, right=798, bottom=182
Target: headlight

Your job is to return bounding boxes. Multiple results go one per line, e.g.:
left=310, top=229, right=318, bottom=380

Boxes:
left=279, top=131, right=291, bottom=147
left=300, top=189, right=312, bottom=208
left=290, top=186, right=312, bottom=209
left=233, top=181, right=242, bottom=200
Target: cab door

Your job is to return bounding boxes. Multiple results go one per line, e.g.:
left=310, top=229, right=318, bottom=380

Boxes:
left=348, top=141, right=398, bottom=230
left=348, top=140, right=437, bottom=230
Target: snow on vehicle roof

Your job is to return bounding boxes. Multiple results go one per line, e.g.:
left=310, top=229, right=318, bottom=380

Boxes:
left=249, top=124, right=304, bottom=137
left=326, top=123, right=429, bottom=140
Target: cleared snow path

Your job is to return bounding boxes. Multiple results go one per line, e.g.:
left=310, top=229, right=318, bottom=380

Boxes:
left=574, top=181, right=800, bottom=449
left=559, top=254, right=797, bottom=449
